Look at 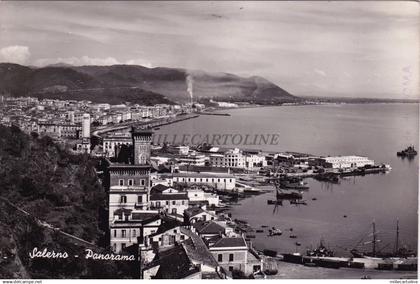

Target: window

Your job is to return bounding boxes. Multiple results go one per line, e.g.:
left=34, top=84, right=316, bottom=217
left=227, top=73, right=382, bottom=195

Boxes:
left=218, top=254, right=223, bottom=262
left=229, top=254, right=234, bottom=261
left=218, top=179, right=220, bottom=182
left=140, top=179, right=145, bottom=186
left=132, top=230, right=136, bottom=237
left=128, top=179, right=133, bottom=186
left=121, top=230, right=126, bottom=237
left=166, top=201, right=169, bottom=205
left=113, top=230, right=117, bottom=237
left=120, top=195, right=127, bottom=203
left=229, top=266, right=233, bottom=272
left=113, top=243, right=116, bottom=252
left=181, top=201, right=185, bottom=205
left=180, top=235, right=185, bottom=240
left=230, top=179, right=232, bottom=183
left=121, top=243, right=126, bottom=250
left=172, top=201, right=176, bottom=205
left=119, top=179, right=124, bottom=186
left=174, top=229, right=177, bottom=233
left=137, top=195, right=143, bottom=203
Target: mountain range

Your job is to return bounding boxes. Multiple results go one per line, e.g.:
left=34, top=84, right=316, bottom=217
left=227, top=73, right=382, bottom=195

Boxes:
left=0, top=63, right=298, bottom=105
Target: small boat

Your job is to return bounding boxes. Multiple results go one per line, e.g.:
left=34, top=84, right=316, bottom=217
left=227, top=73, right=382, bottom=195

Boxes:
left=246, top=235, right=256, bottom=239
left=397, top=146, right=417, bottom=157
left=290, top=234, right=297, bottom=239
left=268, top=227, right=282, bottom=236
left=290, top=200, right=307, bottom=205
left=312, top=197, right=317, bottom=201
left=295, top=242, right=302, bottom=246
left=256, top=229, right=264, bottom=233
left=306, top=240, right=334, bottom=257
left=261, top=225, right=269, bottom=228
left=343, top=215, right=347, bottom=218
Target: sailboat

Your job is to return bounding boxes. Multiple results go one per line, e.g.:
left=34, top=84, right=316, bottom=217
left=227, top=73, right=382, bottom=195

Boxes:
left=350, top=220, right=416, bottom=259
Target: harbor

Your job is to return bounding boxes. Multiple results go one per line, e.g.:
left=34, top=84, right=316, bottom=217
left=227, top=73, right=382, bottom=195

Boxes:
left=154, top=103, right=419, bottom=279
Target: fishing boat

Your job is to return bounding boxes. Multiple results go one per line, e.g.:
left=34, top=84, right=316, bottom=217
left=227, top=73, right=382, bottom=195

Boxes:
left=397, top=145, right=417, bottom=157
left=276, top=189, right=303, bottom=200
left=306, top=240, right=335, bottom=257
left=268, top=227, right=282, bottom=236
left=278, top=177, right=309, bottom=190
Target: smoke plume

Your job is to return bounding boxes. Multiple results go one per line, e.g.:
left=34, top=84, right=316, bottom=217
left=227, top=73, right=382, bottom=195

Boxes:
left=186, top=74, right=193, bottom=103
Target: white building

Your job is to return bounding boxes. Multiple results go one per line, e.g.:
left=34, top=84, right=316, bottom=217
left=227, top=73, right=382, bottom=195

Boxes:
left=187, top=188, right=220, bottom=207
left=170, top=173, right=236, bottom=191
left=210, top=148, right=245, bottom=168
left=177, top=152, right=207, bottom=166
left=110, top=210, right=161, bottom=253
left=318, top=156, right=375, bottom=169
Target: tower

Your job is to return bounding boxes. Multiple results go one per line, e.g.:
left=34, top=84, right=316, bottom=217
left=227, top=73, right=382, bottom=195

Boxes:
left=82, top=113, right=91, bottom=141
left=132, top=128, right=153, bottom=165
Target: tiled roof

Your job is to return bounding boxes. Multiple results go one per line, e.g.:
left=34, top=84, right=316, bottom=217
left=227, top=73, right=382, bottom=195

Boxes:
left=211, top=237, right=247, bottom=248
left=182, top=232, right=218, bottom=268
left=131, top=212, right=160, bottom=224
left=153, top=244, right=199, bottom=279
left=193, top=221, right=225, bottom=235
left=150, top=193, right=188, bottom=201
left=151, top=184, right=169, bottom=194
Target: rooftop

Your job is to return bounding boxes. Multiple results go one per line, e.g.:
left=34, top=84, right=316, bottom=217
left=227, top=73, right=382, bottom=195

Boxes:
left=192, top=221, right=225, bottom=235
left=150, top=193, right=188, bottom=201
left=211, top=237, right=247, bottom=249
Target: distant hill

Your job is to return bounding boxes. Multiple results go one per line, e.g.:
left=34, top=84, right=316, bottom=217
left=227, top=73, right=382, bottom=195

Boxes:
left=0, top=63, right=298, bottom=105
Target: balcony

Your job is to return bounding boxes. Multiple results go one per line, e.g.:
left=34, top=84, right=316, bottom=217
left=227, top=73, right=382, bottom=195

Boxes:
left=134, top=202, right=148, bottom=209
left=110, top=185, right=148, bottom=192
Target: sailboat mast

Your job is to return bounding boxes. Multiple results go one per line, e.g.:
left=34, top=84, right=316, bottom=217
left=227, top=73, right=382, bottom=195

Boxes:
left=395, top=219, right=400, bottom=254
left=372, top=220, right=376, bottom=257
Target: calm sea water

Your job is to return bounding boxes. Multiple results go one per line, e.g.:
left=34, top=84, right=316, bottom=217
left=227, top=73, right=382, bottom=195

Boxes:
left=156, top=103, right=419, bottom=256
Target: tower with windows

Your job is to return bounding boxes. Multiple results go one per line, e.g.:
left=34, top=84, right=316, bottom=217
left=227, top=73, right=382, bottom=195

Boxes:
left=108, top=128, right=157, bottom=253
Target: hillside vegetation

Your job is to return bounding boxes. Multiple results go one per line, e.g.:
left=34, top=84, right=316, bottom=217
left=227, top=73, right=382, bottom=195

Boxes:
left=0, top=126, right=136, bottom=278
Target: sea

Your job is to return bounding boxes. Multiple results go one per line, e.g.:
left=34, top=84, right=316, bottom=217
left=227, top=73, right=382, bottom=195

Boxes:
left=155, top=103, right=419, bottom=264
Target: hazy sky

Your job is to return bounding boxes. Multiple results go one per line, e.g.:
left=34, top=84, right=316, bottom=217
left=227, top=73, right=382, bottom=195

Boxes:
left=0, top=1, right=418, bottom=98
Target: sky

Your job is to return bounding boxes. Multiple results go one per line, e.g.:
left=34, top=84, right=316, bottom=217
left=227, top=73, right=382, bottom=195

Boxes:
left=0, top=1, right=418, bottom=98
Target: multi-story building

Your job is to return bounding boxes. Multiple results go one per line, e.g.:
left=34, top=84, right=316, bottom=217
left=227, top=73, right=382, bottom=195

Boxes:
left=314, top=156, right=375, bottom=169
left=110, top=210, right=161, bottom=253
left=209, top=148, right=245, bottom=168
left=103, top=135, right=132, bottom=158
left=176, top=152, right=207, bottom=166
left=170, top=173, right=236, bottom=191
left=208, top=236, right=262, bottom=276
left=149, top=187, right=189, bottom=218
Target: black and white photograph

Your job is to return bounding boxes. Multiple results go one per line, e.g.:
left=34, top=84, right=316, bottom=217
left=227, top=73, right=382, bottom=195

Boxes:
left=0, top=1, right=418, bottom=281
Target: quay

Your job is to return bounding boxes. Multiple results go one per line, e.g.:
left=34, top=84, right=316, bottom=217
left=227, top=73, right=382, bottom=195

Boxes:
left=92, top=113, right=199, bottom=136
